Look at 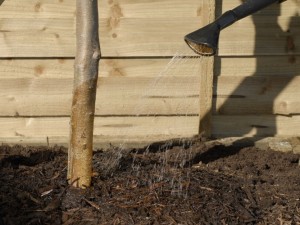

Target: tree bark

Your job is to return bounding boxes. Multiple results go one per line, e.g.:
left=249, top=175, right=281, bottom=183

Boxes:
left=67, top=0, right=100, bottom=188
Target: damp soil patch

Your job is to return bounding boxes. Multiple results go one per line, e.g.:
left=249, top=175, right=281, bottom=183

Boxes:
left=1, top=139, right=300, bottom=225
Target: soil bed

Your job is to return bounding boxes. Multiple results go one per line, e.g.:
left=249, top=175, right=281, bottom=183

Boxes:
left=1, top=138, right=300, bottom=225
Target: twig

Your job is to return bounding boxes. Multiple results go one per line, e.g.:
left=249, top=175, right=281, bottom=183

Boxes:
left=41, top=189, right=53, bottom=197
left=199, top=186, right=214, bottom=192
left=83, top=198, right=101, bottom=211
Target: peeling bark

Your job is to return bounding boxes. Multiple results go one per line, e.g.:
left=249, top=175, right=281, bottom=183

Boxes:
left=68, top=0, right=100, bottom=188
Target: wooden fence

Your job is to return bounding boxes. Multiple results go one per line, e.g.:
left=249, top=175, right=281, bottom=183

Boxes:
left=0, top=0, right=299, bottom=146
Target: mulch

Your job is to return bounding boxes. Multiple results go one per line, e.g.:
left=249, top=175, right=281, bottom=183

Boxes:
left=1, top=138, right=300, bottom=224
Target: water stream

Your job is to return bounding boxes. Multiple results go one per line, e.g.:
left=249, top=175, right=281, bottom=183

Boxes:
left=101, top=47, right=207, bottom=194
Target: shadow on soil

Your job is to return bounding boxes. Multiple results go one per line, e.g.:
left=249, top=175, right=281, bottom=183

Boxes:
left=0, top=150, right=62, bottom=168
left=188, top=144, right=242, bottom=164
left=130, top=138, right=195, bottom=154
left=131, top=137, right=257, bottom=167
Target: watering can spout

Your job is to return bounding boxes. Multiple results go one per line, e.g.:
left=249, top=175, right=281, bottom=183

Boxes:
left=184, top=0, right=286, bottom=56
left=184, top=11, right=237, bottom=56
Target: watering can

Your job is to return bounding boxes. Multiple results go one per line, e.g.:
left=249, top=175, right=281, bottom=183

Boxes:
left=185, top=0, right=287, bottom=56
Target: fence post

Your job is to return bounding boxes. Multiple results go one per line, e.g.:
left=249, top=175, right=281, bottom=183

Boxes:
left=199, top=0, right=215, bottom=137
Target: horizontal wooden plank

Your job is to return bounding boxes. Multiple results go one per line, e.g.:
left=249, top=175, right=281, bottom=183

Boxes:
left=0, top=116, right=199, bottom=143
left=220, top=0, right=299, bottom=16
left=0, top=76, right=200, bottom=116
left=101, top=13, right=300, bottom=56
left=99, top=57, right=203, bottom=78
left=212, top=115, right=300, bottom=138
left=1, top=0, right=297, bottom=19
left=215, top=56, right=300, bottom=115
left=0, top=18, right=75, bottom=57
left=215, top=56, right=300, bottom=77
left=0, top=57, right=203, bottom=78
left=99, top=0, right=206, bottom=19
left=100, top=0, right=299, bottom=56
left=0, top=136, right=171, bottom=149
left=0, top=17, right=201, bottom=57
left=0, top=58, right=203, bottom=116
left=0, top=57, right=202, bottom=116
left=0, top=16, right=298, bottom=57
left=0, top=0, right=207, bottom=57
left=3, top=74, right=300, bottom=116
left=1, top=57, right=300, bottom=116
left=100, top=17, right=202, bottom=57
left=0, top=114, right=300, bottom=147
left=1, top=56, right=298, bottom=79
left=0, top=0, right=75, bottom=19
left=214, top=76, right=300, bottom=115
left=216, top=0, right=300, bottom=56
left=0, top=58, right=73, bottom=79
left=218, top=15, right=300, bottom=56
left=0, top=0, right=204, bottom=19
left=0, top=1, right=298, bottom=57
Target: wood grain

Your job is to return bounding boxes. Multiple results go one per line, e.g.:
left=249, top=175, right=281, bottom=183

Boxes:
left=1, top=57, right=298, bottom=79
left=0, top=76, right=200, bottom=116
left=1, top=114, right=300, bottom=147
left=0, top=0, right=203, bottom=19
left=0, top=1, right=298, bottom=57
left=198, top=0, right=215, bottom=137
left=212, top=115, right=300, bottom=137
left=0, top=0, right=299, bottom=144
left=0, top=116, right=200, bottom=142
left=0, top=57, right=299, bottom=116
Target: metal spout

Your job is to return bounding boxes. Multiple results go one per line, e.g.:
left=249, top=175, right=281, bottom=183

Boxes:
left=185, top=0, right=286, bottom=56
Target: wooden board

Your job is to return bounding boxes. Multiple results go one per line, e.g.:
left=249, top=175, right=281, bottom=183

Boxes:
left=2, top=56, right=298, bottom=79
left=1, top=57, right=298, bottom=79
left=219, top=0, right=300, bottom=16
left=0, top=0, right=204, bottom=57
left=0, top=18, right=75, bottom=57
left=212, top=115, right=300, bottom=137
left=0, top=0, right=297, bottom=18
left=0, top=0, right=75, bottom=19
left=0, top=76, right=200, bottom=116
left=0, top=58, right=74, bottom=79
left=0, top=0, right=299, bottom=144
left=1, top=115, right=300, bottom=147
left=218, top=15, right=300, bottom=56
left=0, top=0, right=203, bottom=19
left=198, top=0, right=215, bottom=137
left=0, top=57, right=300, bottom=116
left=214, top=76, right=300, bottom=115
left=0, top=58, right=202, bottom=79
left=0, top=1, right=298, bottom=57
left=0, top=116, right=200, bottom=144
left=2, top=75, right=300, bottom=116
left=0, top=18, right=201, bottom=57
left=0, top=58, right=202, bottom=116
left=216, top=0, right=300, bottom=56
left=215, top=56, right=300, bottom=77
left=99, top=14, right=300, bottom=56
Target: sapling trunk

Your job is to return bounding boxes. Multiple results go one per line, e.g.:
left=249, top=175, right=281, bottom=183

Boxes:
left=67, top=0, right=100, bottom=188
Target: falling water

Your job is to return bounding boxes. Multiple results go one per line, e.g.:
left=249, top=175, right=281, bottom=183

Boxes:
left=101, top=46, right=207, bottom=196
left=100, top=0, right=216, bottom=198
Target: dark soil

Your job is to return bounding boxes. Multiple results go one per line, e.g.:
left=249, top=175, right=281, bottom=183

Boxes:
left=1, top=138, right=300, bottom=225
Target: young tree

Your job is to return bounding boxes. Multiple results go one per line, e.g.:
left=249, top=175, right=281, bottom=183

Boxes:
left=67, top=0, right=100, bottom=188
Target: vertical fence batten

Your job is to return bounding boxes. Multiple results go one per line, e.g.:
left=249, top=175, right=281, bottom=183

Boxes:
left=198, top=0, right=215, bottom=137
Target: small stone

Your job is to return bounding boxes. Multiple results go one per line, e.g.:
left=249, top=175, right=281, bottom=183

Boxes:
left=293, top=145, right=300, bottom=154
left=268, top=140, right=292, bottom=152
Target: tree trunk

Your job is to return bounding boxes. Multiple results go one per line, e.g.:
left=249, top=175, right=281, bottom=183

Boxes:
left=67, top=0, right=100, bottom=188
